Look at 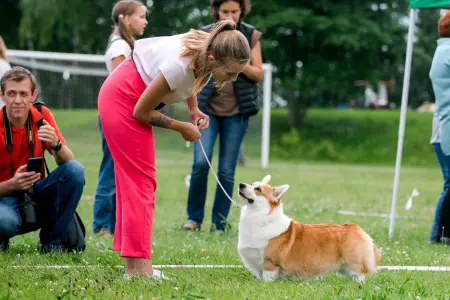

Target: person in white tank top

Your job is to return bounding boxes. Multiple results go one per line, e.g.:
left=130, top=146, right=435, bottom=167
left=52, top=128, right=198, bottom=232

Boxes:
left=104, top=1, right=148, bottom=74
left=93, top=0, right=148, bottom=239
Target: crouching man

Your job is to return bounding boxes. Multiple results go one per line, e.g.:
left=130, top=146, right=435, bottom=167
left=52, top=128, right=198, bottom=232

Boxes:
left=0, top=66, right=85, bottom=252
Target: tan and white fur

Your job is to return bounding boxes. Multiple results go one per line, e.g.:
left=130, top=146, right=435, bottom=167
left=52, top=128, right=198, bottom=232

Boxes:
left=237, top=175, right=381, bottom=283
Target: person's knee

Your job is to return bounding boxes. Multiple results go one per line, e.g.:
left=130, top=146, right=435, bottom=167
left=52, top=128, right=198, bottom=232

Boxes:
left=218, top=167, right=235, bottom=183
left=0, top=206, right=20, bottom=238
left=192, top=158, right=210, bottom=175
left=58, top=160, right=85, bottom=187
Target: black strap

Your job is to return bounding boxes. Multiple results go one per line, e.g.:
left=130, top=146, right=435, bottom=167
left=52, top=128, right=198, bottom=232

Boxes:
left=3, top=106, right=14, bottom=176
left=33, top=102, right=51, bottom=177
left=2, top=103, right=50, bottom=177
left=26, top=110, right=34, bottom=155
left=106, top=37, right=123, bottom=52
left=130, top=49, right=135, bottom=64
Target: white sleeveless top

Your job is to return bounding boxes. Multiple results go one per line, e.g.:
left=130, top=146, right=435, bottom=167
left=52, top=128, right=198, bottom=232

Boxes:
left=104, top=35, right=132, bottom=74
left=132, top=33, right=198, bottom=104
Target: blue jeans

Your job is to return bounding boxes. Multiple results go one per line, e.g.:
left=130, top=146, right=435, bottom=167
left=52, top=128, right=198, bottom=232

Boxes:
left=430, top=143, right=450, bottom=242
left=0, top=160, right=85, bottom=249
left=186, top=113, right=249, bottom=231
left=93, top=116, right=116, bottom=234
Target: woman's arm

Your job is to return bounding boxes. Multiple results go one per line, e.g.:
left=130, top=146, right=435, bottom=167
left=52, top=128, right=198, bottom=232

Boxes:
left=147, top=110, right=181, bottom=130
left=186, top=95, right=209, bottom=130
left=186, top=95, right=198, bottom=111
left=111, top=55, right=126, bottom=71
left=241, top=40, right=264, bottom=82
left=133, top=72, right=202, bottom=141
left=147, top=110, right=201, bottom=142
left=133, top=72, right=172, bottom=123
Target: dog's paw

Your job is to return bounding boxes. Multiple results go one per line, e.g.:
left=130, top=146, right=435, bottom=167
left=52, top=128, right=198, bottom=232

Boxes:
left=351, top=275, right=365, bottom=284
left=262, top=270, right=279, bottom=282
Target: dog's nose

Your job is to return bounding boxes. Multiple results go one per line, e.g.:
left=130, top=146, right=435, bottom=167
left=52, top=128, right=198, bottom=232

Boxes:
left=239, top=183, right=246, bottom=189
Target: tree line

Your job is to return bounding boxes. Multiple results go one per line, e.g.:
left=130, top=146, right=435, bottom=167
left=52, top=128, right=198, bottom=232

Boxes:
left=1, top=0, right=441, bottom=125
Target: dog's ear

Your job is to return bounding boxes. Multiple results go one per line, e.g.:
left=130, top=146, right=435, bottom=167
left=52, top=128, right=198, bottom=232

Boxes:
left=262, top=174, right=271, bottom=184
left=274, top=184, right=289, bottom=201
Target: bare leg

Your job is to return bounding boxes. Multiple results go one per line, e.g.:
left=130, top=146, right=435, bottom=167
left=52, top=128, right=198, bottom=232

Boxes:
left=124, top=258, right=153, bottom=276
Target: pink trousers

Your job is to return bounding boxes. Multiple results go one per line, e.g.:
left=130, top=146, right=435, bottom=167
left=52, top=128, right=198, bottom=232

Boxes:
left=98, top=57, right=156, bottom=259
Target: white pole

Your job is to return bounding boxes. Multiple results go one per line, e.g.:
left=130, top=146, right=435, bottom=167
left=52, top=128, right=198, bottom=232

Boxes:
left=389, top=9, right=417, bottom=241
left=261, top=64, right=273, bottom=169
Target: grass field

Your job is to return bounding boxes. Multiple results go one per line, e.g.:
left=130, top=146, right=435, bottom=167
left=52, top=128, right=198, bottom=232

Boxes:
left=1, top=109, right=450, bottom=299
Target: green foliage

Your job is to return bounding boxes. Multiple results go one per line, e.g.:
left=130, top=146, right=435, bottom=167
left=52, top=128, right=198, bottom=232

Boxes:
left=269, top=108, right=435, bottom=166
left=18, top=0, right=114, bottom=53
left=247, top=0, right=410, bottom=110
left=0, top=0, right=22, bottom=49
left=280, top=127, right=301, bottom=147
left=15, top=0, right=211, bottom=53
left=0, top=1, right=443, bottom=120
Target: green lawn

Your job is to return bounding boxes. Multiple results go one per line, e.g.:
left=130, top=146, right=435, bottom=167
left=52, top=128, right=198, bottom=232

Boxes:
left=1, top=109, right=450, bottom=299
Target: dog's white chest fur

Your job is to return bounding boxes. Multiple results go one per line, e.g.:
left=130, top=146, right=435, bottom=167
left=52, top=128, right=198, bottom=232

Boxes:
left=237, top=205, right=291, bottom=278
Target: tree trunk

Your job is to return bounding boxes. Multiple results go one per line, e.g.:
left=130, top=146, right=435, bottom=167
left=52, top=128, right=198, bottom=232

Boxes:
left=287, top=88, right=308, bottom=127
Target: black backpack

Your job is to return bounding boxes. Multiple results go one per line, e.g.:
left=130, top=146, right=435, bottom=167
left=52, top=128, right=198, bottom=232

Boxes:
left=34, top=101, right=86, bottom=252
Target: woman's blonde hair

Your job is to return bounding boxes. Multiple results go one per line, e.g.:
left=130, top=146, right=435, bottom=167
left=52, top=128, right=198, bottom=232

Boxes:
left=0, top=36, right=7, bottom=60
left=110, top=0, right=146, bottom=49
left=181, top=19, right=251, bottom=95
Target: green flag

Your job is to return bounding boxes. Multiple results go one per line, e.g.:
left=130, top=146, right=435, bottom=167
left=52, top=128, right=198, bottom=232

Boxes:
left=410, top=0, right=450, bottom=8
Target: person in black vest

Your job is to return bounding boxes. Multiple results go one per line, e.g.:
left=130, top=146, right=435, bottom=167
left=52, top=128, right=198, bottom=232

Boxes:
left=183, top=0, right=263, bottom=233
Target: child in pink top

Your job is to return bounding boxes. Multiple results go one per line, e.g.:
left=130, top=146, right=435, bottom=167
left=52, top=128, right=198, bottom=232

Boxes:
left=97, top=19, right=250, bottom=278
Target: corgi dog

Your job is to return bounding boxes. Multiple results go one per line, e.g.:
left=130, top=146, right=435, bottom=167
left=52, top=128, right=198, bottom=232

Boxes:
left=237, top=175, right=381, bottom=283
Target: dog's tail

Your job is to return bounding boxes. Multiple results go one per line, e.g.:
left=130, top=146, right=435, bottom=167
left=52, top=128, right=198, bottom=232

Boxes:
left=360, top=231, right=382, bottom=274
left=373, top=243, right=382, bottom=266
left=364, top=241, right=381, bottom=274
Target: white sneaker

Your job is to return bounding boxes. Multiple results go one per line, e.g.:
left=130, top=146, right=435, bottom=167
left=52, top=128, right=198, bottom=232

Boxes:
left=122, top=269, right=168, bottom=280
left=152, top=269, right=168, bottom=280
left=123, top=273, right=132, bottom=281
left=184, top=175, right=191, bottom=188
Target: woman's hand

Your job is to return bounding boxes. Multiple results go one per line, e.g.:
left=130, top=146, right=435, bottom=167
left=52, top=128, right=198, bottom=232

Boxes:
left=176, top=122, right=201, bottom=142
left=189, top=107, right=209, bottom=130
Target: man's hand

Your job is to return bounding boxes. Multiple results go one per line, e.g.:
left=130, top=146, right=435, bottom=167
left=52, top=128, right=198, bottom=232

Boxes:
left=189, top=107, right=209, bottom=130
left=38, top=120, right=59, bottom=148
left=11, top=165, right=41, bottom=191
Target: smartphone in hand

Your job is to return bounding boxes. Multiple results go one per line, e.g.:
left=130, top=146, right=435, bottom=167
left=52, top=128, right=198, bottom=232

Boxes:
left=27, top=157, right=44, bottom=173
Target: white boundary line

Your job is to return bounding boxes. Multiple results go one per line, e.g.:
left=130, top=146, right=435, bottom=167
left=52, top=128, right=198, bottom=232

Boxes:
left=337, top=210, right=417, bottom=219
left=378, top=266, right=450, bottom=272
left=9, top=265, right=243, bottom=269
left=8, top=265, right=450, bottom=272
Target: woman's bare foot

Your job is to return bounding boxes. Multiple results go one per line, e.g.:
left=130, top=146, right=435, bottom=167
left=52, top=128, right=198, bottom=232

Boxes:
left=124, top=258, right=153, bottom=276
left=100, top=230, right=113, bottom=238
left=122, top=258, right=168, bottom=280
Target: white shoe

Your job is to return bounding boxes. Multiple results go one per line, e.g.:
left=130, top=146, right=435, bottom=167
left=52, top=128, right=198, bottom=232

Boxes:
left=123, top=273, right=132, bottom=281
left=122, top=269, right=168, bottom=280
left=184, top=175, right=191, bottom=188
left=152, top=269, right=168, bottom=280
